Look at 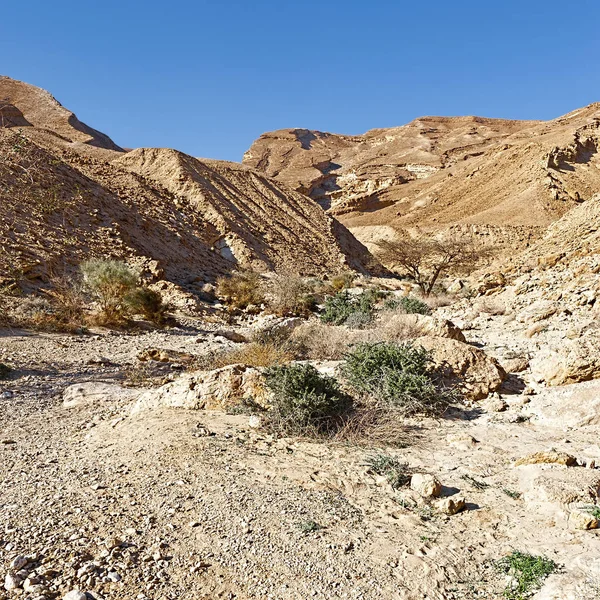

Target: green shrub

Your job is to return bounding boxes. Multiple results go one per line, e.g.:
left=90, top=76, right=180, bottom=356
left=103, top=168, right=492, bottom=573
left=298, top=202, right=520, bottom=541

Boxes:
left=320, top=291, right=376, bottom=326
left=81, top=260, right=139, bottom=321
left=341, top=342, right=454, bottom=415
left=264, top=363, right=353, bottom=435
left=385, top=296, right=431, bottom=315
left=125, top=287, right=167, bottom=325
left=496, top=551, right=556, bottom=600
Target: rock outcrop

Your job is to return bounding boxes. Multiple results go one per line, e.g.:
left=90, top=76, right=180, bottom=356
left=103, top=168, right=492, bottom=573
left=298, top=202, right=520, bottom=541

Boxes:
left=415, top=336, right=506, bottom=400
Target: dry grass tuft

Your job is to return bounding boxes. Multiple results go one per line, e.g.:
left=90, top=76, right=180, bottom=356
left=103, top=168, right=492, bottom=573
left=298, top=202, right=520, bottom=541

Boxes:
left=332, top=403, right=412, bottom=448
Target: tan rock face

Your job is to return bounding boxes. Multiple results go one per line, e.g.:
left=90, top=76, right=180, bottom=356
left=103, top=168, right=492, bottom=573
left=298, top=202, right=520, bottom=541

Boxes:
left=381, top=314, right=466, bottom=343
left=530, top=334, right=600, bottom=386
left=515, top=452, right=577, bottom=467
left=133, top=365, right=269, bottom=413
left=415, top=337, right=506, bottom=400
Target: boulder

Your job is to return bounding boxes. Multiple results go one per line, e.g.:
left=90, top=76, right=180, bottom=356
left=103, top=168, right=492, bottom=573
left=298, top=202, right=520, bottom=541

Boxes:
left=530, top=333, right=600, bottom=386
left=132, top=364, right=269, bottom=413
left=410, top=473, right=442, bottom=498
left=569, top=507, right=599, bottom=530
left=435, top=496, right=465, bottom=515
left=382, top=314, right=466, bottom=342
left=415, top=337, right=506, bottom=400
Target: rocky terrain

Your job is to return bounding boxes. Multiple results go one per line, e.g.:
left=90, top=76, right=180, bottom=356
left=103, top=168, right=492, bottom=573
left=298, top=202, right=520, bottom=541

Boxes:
left=1, top=76, right=600, bottom=600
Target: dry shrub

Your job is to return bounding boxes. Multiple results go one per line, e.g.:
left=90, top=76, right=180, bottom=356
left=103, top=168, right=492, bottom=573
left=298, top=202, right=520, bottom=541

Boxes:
left=375, top=311, right=427, bottom=342
left=216, top=270, right=265, bottom=310
left=422, top=293, right=457, bottom=309
left=81, top=259, right=139, bottom=324
left=330, top=271, right=355, bottom=292
left=194, top=341, right=294, bottom=371
left=267, top=274, right=317, bottom=316
left=332, top=404, right=411, bottom=448
left=222, top=342, right=294, bottom=367
left=290, top=321, right=362, bottom=360
left=290, top=314, right=424, bottom=361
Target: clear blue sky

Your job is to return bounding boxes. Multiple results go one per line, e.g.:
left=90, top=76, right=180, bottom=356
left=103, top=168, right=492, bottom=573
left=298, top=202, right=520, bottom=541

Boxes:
left=2, top=0, right=598, bottom=161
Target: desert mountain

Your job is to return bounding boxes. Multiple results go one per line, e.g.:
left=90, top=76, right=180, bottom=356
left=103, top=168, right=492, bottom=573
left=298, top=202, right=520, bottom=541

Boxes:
left=0, top=76, right=122, bottom=151
left=0, top=77, right=376, bottom=291
left=244, top=107, right=600, bottom=250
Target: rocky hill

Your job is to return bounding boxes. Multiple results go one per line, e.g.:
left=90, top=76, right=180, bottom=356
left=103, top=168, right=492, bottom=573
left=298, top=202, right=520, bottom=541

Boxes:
left=0, top=77, right=376, bottom=292
left=244, top=107, right=600, bottom=251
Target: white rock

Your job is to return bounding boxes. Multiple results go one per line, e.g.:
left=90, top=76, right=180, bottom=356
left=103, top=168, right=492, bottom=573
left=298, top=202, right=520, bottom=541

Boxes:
left=410, top=473, right=442, bottom=498
left=63, top=591, right=87, bottom=600
left=4, top=573, right=20, bottom=590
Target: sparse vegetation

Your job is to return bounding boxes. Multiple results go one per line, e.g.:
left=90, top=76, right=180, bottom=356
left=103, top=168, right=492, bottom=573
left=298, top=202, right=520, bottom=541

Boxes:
left=342, top=342, right=454, bottom=416
left=81, top=259, right=139, bottom=323
left=330, top=271, right=355, bottom=291
left=365, top=454, right=411, bottom=489
left=377, top=232, right=492, bottom=296
left=496, top=551, right=556, bottom=600
left=502, top=488, right=522, bottom=500
left=216, top=270, right=265, bottom=310
left=460, top=474, right=489, bottom=490
left=385, top=296, right=431, bottom=315
left=320, top=291, right=376, bottom=326
left=264, top=363, right=353, bottom=436
left=218, top=341, right=294, bottom=368
left=267, top=274, right=317, bottom=316
left=296, top=520, right=323, bottom=533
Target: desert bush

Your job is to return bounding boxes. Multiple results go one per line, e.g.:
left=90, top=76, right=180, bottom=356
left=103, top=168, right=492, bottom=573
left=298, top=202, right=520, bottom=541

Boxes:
left=332, top=403, right=411, bottom=447
left=330, top=271, right=355, bottom=291
left=81, top=259, right=139, bottom=322
left=320, top=291, right=376, bottom=326
left=216, top=270, right=265, bottom=310
left=374, top=312, right=428, bottom=342
left=344, top=310, right=374, bottom=330
left=264, top=363, right=353, bottom=435
left=385, top=296, right=431, bottom=315
left=124, top=286, right=167, bottom=325
left=341, top=342, right=454, bottom=416
left=290, top=321, right=366, bottom=360
left=267, top=274, right=317, bottom=316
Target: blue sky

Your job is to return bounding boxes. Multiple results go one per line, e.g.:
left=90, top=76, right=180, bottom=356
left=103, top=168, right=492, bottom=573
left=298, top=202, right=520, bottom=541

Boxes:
left=2, top=0, right=598, bottom=161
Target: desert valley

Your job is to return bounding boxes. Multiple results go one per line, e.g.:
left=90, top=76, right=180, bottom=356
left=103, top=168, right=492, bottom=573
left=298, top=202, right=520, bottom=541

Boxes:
left=1, top=75, right=600, bottom=600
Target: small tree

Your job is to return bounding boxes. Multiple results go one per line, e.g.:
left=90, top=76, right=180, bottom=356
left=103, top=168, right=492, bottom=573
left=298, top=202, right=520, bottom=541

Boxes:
left=377, top=232, right=491, bottom=296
